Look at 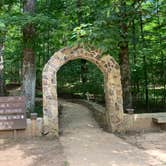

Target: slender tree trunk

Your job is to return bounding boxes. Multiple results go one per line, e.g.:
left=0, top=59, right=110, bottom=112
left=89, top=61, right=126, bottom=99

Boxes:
left=132, top=20, right=136, bottom=64
left=140, top=10, right=149, bottom=112
left=119, top=42, right=132, bottom=110
left=132, top=19, right=137, bottom=98
left=80, top=59, right=87, bottom=96
left=76, top=0, right=87, bottom=97
left=0, top=2, right=7, bottom=96
left=0, top=44, right=5, bottom=96
left=119, top=1, right=132, bottom=110
left=143, top=55, right=149, bottom=111
left=22, top=0, right=36, bottom=113
left=156, top=0, right=165, bottom=106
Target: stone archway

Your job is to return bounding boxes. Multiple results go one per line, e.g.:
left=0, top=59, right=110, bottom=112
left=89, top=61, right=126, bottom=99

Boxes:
left=42, top=47, right=124, bottom=136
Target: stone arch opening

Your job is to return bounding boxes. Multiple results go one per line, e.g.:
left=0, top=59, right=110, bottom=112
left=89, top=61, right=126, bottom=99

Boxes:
left=42, top=47, right=124, bottom=136
left=57, top=58, right=105, bottom=101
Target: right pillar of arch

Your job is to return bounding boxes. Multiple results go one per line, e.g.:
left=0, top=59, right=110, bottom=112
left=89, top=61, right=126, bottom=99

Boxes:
left=104, top=65, right=124, bottom=133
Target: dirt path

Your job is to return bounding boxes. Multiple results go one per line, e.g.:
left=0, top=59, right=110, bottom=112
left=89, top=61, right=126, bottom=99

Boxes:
left=0, top=138, right=66, bottom=166
left=59, top=100, right=166, bottom=166
left=0, top=100, right=166, bottom=166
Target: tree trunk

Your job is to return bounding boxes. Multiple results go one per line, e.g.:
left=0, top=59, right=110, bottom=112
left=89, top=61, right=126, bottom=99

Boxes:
left=0, top=44, right=5, bottom=96
left=119, top=1, right=132, bottom=110
left=76, top=0, right=88, bottom=97
left=119, top=42, right=132, bottom=110
left=132, top=20, right=136, bottom=64
left=140, top=10, right=149, bottom=112
left=22, top=0, right=36, bottom=113
left=80, top=59, right=87, bottom=96
left=156, top=0, right=165, bottom=106
left=0, top=2, right=7, bottom=96
left=143, top=55, right=149, bottom=111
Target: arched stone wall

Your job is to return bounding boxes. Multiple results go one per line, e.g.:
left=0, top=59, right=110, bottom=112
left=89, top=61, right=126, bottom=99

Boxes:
left=42, top=47, right=124, bottom=136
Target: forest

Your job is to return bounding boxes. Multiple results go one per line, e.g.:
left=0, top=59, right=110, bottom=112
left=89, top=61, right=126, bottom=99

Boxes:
left=0, top=0, right=165, bottom=115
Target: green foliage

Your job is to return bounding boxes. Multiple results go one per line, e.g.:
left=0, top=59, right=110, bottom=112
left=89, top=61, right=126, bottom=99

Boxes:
left=57, top=59, right=104, bottom=98
left=0, top=0, right=165, bottom=113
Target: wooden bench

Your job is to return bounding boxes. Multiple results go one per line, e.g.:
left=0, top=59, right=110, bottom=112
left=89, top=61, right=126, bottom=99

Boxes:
left=86, top=93, right=95, bottom=101
left=152, top=116, right=166, bottom=124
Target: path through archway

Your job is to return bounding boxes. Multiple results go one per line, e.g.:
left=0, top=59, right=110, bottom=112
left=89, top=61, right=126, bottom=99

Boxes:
left=42, top=47, right=124, bottom=136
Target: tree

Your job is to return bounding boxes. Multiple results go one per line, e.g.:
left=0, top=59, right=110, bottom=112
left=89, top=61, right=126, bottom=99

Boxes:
left=76, top=0, right=88, bottom=96
left=0, top=0, right=165, bottom=114
left=0, top=1, right=13, bottom=96
left=118, top=1, right=133, bottom=110
left=22, top=0, right=36, bottom=113
left=0, top=11, right=6, bottom=95
left=0, top=37, right=5, bottom=96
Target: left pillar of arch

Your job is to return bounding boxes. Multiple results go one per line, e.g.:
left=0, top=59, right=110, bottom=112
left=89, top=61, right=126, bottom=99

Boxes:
left=42, top=59, right=59, bottom=137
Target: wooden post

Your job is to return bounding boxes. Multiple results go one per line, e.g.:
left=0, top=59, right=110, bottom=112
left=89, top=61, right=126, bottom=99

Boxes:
left=13, top=129, right=17, bottom=139
left=31, top=113, right=37, bottom=137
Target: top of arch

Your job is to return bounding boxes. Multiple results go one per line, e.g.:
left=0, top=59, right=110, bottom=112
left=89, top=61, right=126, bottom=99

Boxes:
left=43, top=46, right=120, bottom=75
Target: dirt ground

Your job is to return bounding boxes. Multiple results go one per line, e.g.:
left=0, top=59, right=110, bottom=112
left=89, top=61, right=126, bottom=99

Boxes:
left=121, top=132, right=166, bottom=165
left=0, top=100, right=166, bottom=166
left=0, top=138, right=66, bottom=166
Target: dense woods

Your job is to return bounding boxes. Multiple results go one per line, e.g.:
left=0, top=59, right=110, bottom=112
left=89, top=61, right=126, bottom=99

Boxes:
left=0, top=0, right=165, bottom=114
